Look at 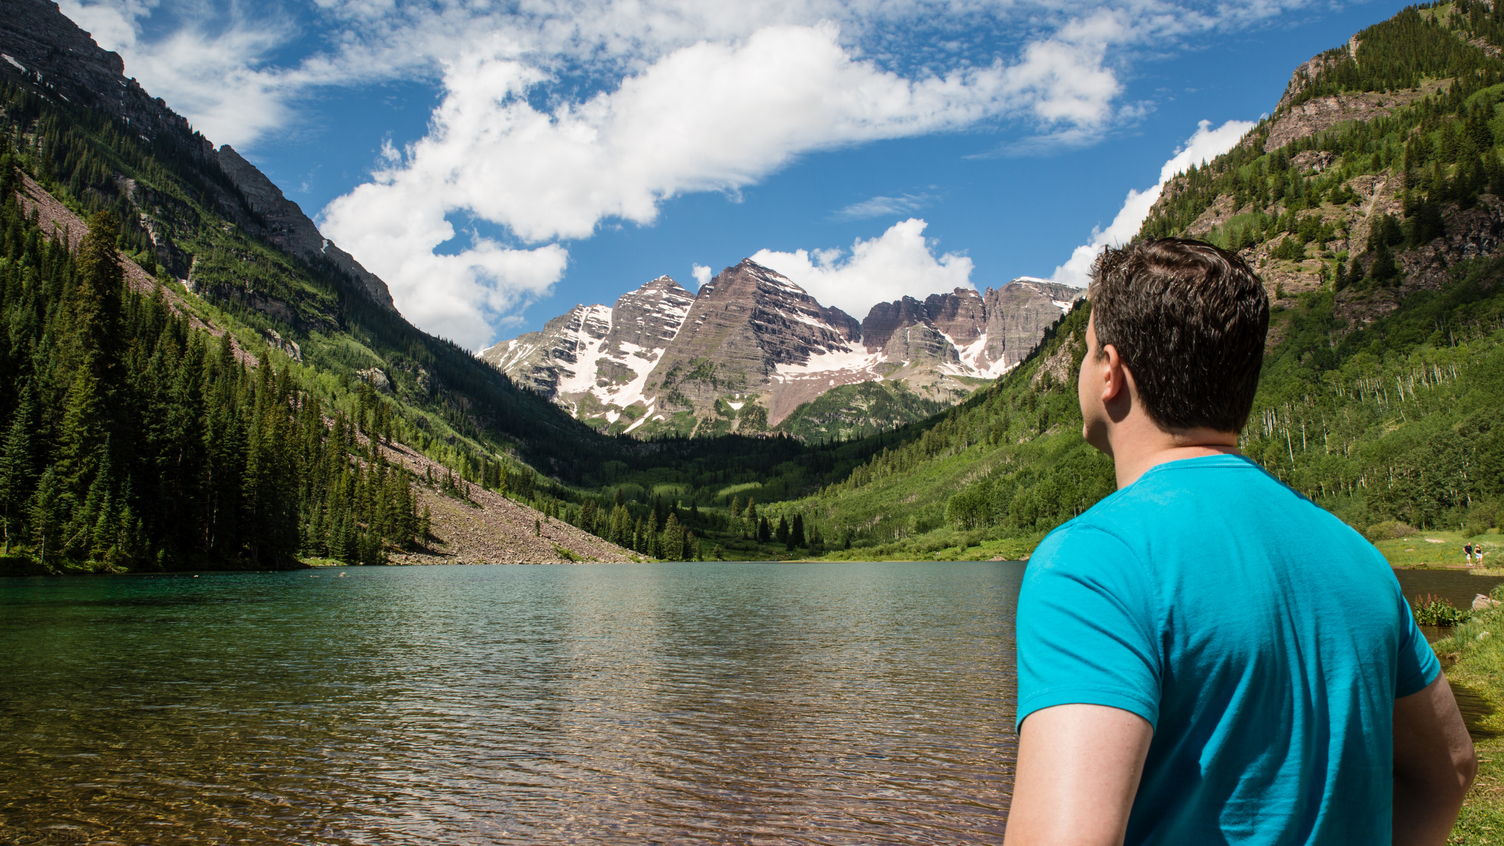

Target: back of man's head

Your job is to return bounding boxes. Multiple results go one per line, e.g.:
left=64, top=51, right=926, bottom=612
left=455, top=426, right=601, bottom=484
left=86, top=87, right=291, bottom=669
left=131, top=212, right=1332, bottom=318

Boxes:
left=1089, top=238, right=1269, bottom=434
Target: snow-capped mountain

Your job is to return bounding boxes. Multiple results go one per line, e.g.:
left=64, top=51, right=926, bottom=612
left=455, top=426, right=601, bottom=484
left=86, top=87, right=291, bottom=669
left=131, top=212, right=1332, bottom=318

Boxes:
left=480, top=259, right=1080, bottom=439
left=480, top=275, right=695, bottom=418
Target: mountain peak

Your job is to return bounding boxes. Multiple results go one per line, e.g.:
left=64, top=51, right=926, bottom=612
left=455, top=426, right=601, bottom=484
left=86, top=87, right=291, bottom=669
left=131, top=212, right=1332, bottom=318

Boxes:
left=638, top=274, right=691, bottom=295
left=487, top=259, right=1076, bottom=438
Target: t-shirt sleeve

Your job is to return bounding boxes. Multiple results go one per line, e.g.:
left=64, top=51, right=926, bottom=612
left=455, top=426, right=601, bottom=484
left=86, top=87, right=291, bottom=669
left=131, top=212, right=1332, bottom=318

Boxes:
left=1015, top=524, right=1162, bottom=731
left=1393, top=582, right=1442, bottom=699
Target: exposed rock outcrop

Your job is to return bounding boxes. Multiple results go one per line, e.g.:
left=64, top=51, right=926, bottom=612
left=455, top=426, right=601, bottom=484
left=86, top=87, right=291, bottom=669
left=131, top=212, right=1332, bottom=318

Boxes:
left=0, top=0, right=212, bottom=163
left=379, top=442, right=639, bottom=565
left=479, top=276, right=695, bottom=411
left=646, top=260, right=861, bottom=413
left=861, top=296, right=932, bottom=352
left=484, top=263, right=1082, bottom=438
left=216, top=145, right=397, bottom=311
left=982, top=279, right=1083, bottom=371
left=1264, top=87, right=1436, bottom=153
left=925, top=287, right=987, bottom=347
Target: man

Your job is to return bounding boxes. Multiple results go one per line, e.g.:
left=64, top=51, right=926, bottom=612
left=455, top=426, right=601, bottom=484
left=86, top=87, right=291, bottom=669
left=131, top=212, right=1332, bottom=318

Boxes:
left=1004, top=238, right=1475, bottom=845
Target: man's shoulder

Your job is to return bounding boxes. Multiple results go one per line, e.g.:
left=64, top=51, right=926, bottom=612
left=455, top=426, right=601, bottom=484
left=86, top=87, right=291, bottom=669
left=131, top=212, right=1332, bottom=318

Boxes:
left=1033, top=455, right=1374, bottom=572
left=1030, top=512, right=1147, bottom=582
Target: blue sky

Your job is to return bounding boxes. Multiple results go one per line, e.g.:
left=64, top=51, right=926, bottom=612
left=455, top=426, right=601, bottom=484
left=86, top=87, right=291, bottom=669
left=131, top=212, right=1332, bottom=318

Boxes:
left=60, top=0, right=1412, bottom=349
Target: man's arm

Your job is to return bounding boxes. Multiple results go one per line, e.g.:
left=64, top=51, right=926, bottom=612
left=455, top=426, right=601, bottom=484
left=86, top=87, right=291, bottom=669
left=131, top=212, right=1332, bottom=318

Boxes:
left=1004, top=704, right=1153, bottom=846
left=1393, top=673, right=1476, bottom=846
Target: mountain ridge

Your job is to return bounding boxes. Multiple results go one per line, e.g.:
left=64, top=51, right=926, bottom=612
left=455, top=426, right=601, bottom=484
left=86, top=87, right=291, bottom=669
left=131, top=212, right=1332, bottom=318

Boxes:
left=782, top=0, right=1504, bottom=561
left=0, top=0, right=650, bottom=569
left=481, top=258, right=1080, bottom=440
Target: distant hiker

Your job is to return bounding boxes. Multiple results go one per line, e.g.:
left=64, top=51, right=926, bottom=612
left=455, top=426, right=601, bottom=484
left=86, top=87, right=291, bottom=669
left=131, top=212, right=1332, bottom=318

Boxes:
left=1465, top=543, right=1475, bottom=564
left=1477, top=544, right=1486, bottom=567
left=1007, top=238, right=1474, bottom=846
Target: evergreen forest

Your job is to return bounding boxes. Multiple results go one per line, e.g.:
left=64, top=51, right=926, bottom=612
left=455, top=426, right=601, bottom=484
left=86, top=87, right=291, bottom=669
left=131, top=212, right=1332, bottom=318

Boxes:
left=0, top=192, right=424, bottom=570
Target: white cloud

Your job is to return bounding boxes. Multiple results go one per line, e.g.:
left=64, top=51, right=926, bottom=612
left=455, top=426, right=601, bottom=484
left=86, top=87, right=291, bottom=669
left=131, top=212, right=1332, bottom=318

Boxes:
left=835, top=192, right=934, bottom=221
left=57, top=0, right=1310, bottom=341
left=62, top=0, right=1322, bottom=152
left=60, top=0, right=294, bottom=148
left=319, top=178, right=570, bottom=348
left=130, top=27, right=295, bottom=147
left=751, top=218, right=973, bottom=319
left=1006, top=20, right=1122, bottom=126
left=691, top=264, right=713, bottom=289
left=320, top=20, right=1068, bottom=344
left=57, top=0, right=154, bottom=49
left=1051, top=117, right=1255, bottom=286
left=343, top=24, right=1034, bottom=245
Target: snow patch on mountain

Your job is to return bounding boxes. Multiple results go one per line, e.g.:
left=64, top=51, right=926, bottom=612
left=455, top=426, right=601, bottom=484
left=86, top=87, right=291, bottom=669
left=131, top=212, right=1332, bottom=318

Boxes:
left=773, top=346, right=883, bottom=381
left=481, top=263, right=1081, bottom=438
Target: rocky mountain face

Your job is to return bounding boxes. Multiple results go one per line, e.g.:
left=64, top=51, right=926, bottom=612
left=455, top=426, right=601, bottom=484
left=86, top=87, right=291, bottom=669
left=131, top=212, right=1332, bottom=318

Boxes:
left=215, top=145, right=396, bottom=311
left=482, top=260, right=1080, bottom=439
left=1145, top=1, right=1504, bottom=338
left=0, top=0, right=395, bottom=316
left=480, top=276, right=695, bottom=416
left=0, top=0, right=199, bottom=163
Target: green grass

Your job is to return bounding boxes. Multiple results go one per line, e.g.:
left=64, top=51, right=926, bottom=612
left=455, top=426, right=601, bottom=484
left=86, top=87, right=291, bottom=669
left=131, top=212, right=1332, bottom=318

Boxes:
left=1434, top=585, right=1504, bottom=843
left=816, top=526, right=1044, bottom=562
left=714, top=482, right=762, bottom=502
left=1377, top=529, right=1504, bottom=571
left=551, top=543, right=584, bottom=562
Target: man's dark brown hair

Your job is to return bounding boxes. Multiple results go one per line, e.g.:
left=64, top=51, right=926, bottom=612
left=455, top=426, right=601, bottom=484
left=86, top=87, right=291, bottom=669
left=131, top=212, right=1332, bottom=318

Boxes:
left=1089, top=237, right=1269, bottom=433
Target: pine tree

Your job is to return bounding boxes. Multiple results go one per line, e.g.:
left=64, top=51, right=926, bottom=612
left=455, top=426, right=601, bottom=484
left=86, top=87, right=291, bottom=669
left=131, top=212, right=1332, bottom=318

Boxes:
left=661, top=513, right=686, bottom=562
left=1369, top=241, right=1399, bottom=284
left=27, top=466, right=61, bottom=568
left=0, top=384, right=36, bottom=552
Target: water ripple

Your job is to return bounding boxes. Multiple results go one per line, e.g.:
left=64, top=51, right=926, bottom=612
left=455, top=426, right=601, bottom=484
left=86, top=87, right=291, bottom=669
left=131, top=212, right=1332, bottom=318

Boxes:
left=0, top=561, right=1020, bottom=844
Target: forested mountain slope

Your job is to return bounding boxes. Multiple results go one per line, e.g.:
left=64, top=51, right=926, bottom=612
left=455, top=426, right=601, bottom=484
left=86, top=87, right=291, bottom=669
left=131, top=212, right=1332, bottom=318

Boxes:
left=0, top=0, right=932, bottom=568
left=0, top=0, right=651, bottom=570
left=0, top=13, right=600, bottom=475
left=779, top=0, right=1504, bottom=559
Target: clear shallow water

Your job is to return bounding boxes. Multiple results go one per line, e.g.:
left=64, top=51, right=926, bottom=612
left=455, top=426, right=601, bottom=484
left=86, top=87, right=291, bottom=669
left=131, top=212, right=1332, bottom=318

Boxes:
left=0, top=561, right=1021, bottom=845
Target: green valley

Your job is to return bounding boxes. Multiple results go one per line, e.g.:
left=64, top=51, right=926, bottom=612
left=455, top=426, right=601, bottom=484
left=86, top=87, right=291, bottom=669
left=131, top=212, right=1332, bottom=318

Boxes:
left=5, top=0, right=1504, bottom=575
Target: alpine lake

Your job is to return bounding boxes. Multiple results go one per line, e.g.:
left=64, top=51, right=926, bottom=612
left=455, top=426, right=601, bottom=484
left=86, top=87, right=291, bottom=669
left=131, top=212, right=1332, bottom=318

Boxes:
left=1, top=561, right=1496, bottom=845
left=0, top=561, right=1019, bottom=845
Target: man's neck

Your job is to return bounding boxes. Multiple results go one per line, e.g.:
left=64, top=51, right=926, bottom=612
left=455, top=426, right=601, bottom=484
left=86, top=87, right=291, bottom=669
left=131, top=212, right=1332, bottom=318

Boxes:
left=1108, top=426, right=1241, bottom=489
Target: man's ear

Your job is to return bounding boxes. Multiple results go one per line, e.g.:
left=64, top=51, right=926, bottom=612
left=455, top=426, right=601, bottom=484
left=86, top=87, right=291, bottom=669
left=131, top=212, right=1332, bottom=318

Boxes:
left=1100, top=343, right=1128, bottom=403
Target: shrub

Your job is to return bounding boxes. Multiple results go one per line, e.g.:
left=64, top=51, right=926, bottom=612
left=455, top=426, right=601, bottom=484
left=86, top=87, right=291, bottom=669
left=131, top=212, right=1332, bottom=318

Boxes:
left=1272, top=235, right=1307, bottom=261
left=1365, top=520, right=1417, bottom=541
left=1412, top=594, right=1471, bottom=627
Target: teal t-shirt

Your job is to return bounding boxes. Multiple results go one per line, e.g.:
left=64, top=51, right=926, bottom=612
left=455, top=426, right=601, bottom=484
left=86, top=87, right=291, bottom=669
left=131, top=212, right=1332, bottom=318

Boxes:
left=1015, top=454, right=1439, bottom=845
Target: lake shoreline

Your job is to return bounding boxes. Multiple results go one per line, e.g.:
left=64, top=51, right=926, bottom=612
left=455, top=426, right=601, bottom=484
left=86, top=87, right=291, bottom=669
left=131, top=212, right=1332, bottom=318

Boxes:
left=1433, top=586, right=1504, bottom=841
